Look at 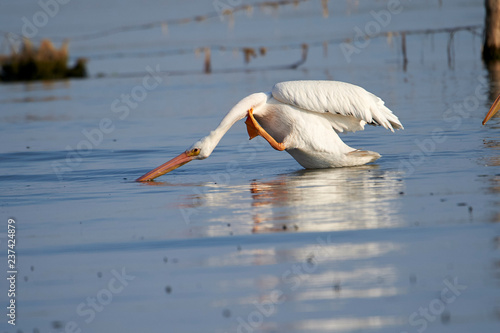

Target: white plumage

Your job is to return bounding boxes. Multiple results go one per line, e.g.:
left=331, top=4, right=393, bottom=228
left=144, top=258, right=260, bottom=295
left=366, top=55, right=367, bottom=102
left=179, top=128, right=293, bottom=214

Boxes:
left=272, top=81, right=402, bottom=132
left=136, top=80, right=403, bottom=181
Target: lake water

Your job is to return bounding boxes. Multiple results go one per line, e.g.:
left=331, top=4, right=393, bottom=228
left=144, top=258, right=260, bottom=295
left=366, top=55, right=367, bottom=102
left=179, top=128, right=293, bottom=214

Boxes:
left=1, top=0, right=500, bottom=332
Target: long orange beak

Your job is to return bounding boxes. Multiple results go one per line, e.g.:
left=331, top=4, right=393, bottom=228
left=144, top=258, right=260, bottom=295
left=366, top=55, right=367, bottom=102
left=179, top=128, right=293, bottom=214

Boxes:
left=483, top=95, right=500, bottom=125
left=136, top=151, right=194, bottom=182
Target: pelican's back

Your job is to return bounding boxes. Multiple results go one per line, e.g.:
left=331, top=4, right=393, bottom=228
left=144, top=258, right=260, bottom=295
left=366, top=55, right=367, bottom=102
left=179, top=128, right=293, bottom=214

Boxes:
left=272, top=80, right=403, bottom=132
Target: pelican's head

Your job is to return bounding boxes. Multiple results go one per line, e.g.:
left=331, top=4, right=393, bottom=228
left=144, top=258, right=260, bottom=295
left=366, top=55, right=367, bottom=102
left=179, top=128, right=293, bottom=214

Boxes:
left=135, top=136, right=218, bottom=182
left=136, top=91, right=269, bottom=182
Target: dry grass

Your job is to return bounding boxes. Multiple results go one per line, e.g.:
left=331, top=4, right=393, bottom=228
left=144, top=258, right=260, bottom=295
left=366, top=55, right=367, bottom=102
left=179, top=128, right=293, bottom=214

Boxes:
left=0, top=38, right=87, bottom=82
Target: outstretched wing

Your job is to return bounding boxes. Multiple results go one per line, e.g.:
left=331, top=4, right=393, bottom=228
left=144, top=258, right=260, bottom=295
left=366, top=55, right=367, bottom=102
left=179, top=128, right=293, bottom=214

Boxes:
left=272, top=80, right=403, bottom=133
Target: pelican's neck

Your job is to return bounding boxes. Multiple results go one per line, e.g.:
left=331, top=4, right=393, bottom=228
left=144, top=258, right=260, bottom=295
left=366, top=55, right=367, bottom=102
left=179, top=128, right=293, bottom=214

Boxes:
left=202, top=105, right=247, bottom=152
left=199, top=92, right=269, bottom=157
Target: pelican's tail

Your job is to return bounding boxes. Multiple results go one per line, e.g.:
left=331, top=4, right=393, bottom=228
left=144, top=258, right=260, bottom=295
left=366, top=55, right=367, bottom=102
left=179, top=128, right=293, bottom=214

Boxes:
left=346, top=150, right=381, bottom=166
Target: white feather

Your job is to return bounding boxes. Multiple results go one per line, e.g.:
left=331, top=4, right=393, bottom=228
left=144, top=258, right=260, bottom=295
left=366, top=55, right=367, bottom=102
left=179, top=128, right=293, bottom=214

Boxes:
left=272, top=80, right=403, bottom=132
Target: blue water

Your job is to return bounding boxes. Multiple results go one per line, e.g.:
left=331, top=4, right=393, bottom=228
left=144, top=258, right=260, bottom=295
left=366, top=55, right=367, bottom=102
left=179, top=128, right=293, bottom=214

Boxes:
left=1, top=1, right=499, bottom=332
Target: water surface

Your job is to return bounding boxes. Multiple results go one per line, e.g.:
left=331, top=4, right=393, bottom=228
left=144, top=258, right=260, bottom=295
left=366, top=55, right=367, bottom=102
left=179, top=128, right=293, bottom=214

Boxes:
left=1, top=1, right=499, bottom=332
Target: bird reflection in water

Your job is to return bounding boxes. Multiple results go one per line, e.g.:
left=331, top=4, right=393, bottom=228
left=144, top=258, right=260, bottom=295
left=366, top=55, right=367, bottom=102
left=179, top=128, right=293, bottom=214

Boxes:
left=147, top=166, right=405, bottom=236
left=480, top=135, right=500, bottom=223
left=248, top=165, right=405, bottom=233
left=248, top=165, right=404, bottom=233
left=483, top=63, right=500, bottom=223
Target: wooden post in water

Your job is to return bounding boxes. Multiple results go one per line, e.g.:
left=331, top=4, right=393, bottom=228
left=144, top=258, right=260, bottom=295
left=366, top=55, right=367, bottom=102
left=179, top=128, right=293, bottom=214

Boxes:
left=204, top=47, right=211, bottom=74
left=483, top=0, right=500, bottom=61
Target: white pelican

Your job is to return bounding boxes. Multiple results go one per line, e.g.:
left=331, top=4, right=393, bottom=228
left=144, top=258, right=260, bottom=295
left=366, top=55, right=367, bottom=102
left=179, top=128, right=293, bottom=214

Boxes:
left=483, top=95, right=500, bottom=125
left=136, top=80, right=403, bottom=181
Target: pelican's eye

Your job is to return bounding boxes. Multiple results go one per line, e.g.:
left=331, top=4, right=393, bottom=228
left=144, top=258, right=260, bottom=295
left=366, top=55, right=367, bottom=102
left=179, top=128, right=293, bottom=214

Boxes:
left=190, top=148, right=201, bottom=156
